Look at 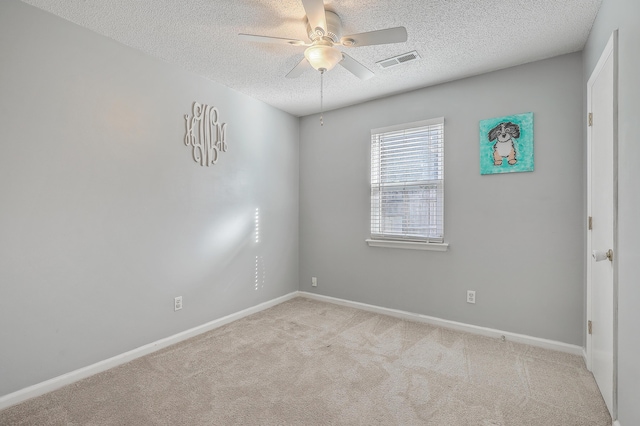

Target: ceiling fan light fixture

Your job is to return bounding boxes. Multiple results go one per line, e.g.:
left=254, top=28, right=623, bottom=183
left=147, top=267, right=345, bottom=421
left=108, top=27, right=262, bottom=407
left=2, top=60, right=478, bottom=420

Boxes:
left=304, top=43, right=343, bottom=71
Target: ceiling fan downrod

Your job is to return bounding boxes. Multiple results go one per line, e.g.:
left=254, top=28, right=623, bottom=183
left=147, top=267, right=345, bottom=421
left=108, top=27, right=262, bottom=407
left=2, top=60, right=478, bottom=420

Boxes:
left=320, top=68, right=325, bottom=126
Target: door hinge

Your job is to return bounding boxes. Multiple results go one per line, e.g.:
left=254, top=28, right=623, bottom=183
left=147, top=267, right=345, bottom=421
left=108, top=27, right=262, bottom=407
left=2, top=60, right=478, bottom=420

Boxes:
left=588, top=112, right=593, bottom=127
left=588, top=320, right=592, bottom=335
left=588, top=216, right=593, bottom=230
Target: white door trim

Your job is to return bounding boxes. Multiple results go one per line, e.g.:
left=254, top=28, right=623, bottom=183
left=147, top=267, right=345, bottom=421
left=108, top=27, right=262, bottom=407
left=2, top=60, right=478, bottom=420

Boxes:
left=586, top=29, right=618, bottom=419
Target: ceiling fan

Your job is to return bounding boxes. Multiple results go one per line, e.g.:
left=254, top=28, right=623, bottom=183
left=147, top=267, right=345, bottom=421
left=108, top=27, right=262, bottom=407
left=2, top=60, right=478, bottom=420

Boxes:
left=238, top=0, right=408, bottom=80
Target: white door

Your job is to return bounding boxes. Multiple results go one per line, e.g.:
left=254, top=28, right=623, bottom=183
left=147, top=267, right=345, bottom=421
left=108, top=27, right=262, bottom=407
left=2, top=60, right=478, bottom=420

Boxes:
left=587, top=32, right=617, bottom=417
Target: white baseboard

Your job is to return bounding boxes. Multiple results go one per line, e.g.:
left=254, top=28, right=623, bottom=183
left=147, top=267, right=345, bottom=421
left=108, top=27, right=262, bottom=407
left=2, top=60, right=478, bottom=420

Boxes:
left=0, top=291, right=298, bottom=411
left=613, top=421, right=621, bottom=426
left=299, top=292, right=584, bottom=356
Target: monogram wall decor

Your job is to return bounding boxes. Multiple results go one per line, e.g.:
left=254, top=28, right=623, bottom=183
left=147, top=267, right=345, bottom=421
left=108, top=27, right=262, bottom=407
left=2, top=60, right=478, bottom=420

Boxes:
left=184, top=102, right=228, bottom=166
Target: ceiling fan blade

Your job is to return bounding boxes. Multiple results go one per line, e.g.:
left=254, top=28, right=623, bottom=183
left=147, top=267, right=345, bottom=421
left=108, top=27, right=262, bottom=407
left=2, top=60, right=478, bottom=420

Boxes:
left=341, top=27, right=408, bottom=47
left=238, top=33, right=307, bottom=46
left=301, top=0, right=327, bottom=37
left=286, top=57, right=312, bottom=78
left=339, top=53, right=375, bottom=80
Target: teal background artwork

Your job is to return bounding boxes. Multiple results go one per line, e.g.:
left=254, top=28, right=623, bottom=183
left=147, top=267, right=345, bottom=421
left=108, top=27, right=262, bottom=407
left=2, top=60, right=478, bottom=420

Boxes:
left=479, top=112, right=534, bottom=175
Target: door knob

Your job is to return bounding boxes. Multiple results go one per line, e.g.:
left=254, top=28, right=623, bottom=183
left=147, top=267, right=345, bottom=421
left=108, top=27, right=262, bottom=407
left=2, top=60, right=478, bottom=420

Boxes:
left=592, top=249, right=613, bottom=262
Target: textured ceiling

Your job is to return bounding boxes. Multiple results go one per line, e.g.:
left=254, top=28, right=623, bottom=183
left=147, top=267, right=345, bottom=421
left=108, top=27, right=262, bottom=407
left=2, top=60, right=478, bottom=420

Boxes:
left=21, top=0, right=602, bottom=117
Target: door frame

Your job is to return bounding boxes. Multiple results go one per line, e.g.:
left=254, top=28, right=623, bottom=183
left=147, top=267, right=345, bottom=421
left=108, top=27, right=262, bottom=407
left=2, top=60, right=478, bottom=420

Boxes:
left=586, top=29, right=618, bottom=418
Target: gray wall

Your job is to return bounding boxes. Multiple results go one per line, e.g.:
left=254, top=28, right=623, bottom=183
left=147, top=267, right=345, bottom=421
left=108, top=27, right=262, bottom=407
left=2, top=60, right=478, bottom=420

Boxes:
left=0, top=1, right=299, bottom=397
left=300, top=53, right=584, bottom=345
left=583, top=0, right=640, bottom=423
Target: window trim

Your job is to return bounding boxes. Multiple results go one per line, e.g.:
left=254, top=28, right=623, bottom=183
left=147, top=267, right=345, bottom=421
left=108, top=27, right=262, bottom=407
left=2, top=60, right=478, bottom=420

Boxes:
left=368, top=117, right=447, bottom=250
left=370, top=117, right=445, bottom=136
left=365, top=238, right=449, bottom=251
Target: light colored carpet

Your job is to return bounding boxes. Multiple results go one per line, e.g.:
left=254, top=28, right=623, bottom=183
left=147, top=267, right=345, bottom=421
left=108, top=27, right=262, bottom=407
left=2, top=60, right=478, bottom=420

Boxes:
left=0, top=297, right=611, bottom=425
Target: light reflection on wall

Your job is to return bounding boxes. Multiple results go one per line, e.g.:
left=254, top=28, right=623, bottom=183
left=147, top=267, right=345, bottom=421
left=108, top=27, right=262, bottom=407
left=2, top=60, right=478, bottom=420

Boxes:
left=255, top=208, right=260, bottom=243
left=202, top=211, right=252, bottom=254
left=254, top=255, right=265, bottom=291
left=254, top=208, right=265, bottom=290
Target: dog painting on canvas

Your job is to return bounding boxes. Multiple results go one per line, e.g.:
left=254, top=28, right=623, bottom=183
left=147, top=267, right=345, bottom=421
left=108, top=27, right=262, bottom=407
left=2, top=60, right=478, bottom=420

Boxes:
left=488, top=121, right=520, bottom=166
left=479, top=112, right=534, bottom=175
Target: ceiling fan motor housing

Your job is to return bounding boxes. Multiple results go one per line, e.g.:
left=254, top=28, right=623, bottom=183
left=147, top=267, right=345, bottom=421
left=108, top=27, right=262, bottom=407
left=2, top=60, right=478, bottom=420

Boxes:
left=307, top=10, right=342, bottom=43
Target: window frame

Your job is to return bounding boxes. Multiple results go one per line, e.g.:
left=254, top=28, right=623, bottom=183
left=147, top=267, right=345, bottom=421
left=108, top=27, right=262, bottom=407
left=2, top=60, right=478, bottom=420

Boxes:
left=367, top=117, right=448, bottom=251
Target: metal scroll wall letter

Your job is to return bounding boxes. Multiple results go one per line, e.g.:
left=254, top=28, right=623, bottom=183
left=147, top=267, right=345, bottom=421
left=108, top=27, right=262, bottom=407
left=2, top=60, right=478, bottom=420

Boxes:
left=184, top=102, right=228, bottom=166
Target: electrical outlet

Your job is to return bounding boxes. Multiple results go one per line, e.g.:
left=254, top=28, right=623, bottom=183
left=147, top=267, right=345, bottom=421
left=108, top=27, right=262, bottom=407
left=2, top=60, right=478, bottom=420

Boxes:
left=466, top=290, right=476, bottom=304
left=311, top=277, right=317, bottom=287
left=174, top=296, right=183, bottom=311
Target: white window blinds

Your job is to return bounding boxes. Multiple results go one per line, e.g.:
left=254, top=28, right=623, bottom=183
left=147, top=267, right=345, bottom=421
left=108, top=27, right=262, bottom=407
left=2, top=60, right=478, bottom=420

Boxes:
left=370, top=117, right=444, bottom=243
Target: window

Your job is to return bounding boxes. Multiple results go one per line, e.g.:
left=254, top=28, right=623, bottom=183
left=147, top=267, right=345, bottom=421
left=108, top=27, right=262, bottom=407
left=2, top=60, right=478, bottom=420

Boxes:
left=369, top=117, right=445, bottom=250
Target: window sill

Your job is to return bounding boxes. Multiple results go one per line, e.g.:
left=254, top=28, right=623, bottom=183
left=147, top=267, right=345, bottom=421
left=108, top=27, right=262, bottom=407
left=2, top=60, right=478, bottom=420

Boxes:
left=365, top=239, right=449, bottom=251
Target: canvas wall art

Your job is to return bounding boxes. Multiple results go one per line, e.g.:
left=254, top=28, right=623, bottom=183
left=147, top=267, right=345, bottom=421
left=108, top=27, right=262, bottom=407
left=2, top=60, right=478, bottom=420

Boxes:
left=479, top=112, right=534, bottom=175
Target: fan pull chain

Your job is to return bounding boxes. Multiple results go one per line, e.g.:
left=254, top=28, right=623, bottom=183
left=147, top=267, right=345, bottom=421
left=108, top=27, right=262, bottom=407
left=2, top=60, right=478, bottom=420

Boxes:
left=320, top=69, right=324, bottom=126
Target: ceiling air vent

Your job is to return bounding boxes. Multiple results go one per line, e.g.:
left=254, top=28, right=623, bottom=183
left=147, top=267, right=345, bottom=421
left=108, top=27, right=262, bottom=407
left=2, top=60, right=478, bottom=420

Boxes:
left=376, top=51, right=420, bottom=69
